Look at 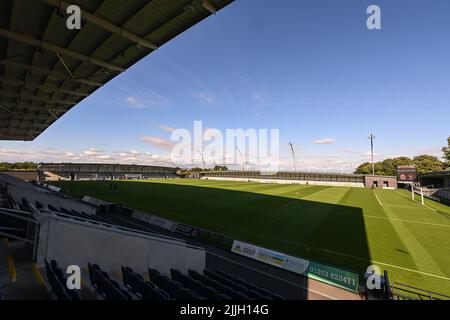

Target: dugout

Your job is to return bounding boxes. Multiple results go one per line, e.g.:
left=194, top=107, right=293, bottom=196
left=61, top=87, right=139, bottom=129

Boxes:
left=419, top=171, right=450, bottom=188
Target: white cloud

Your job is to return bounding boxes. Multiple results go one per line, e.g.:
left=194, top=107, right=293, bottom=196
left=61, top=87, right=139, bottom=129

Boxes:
left=158, top=124, right=175, bottom=133
left=125, top=96, right=138, bottom=106
left=252, top=93, right=264, bottom=104
left=338, top=148, right=360, bottom=154
left=124, top=92, right=169, bottom=109
left=313, top=138, right=335, bottom=145
left=140, top=135, right=175, bottom=150
left=193, top=92, right=215, bottom=104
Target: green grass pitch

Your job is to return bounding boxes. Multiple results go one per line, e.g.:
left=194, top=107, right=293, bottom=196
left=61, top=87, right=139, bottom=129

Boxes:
left=52, top=179, right=450, bottom=295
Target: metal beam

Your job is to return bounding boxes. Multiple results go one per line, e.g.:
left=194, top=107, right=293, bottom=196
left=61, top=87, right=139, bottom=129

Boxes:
left=0, top=103, right=17, bottom=115
left=0, top=78, right=90, bottom=97
left=43, top=0, right=158, bottom=50
left=0, top=119, right=50, bottom=127
left=0, top=61, right=104, bottom=87
left=0, top=90, right=77, bottom=105
left=0, top=100, right=70, bottom=112
left=0, top=28, right=125, bottom=73
left=202, top=0, right=217, bottom=14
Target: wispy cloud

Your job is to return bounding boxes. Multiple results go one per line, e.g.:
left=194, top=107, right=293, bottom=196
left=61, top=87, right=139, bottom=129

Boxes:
left=140, top=135, right=175, bottom=150
left=158, top=124, right=175, bottom=133
left=338, top=148, right=360, bottom=154
left=193, top=92, right=215, bottom=105
left=252, top=93, right=264, bottom=104
left=313, top=138, right=335, bottom=145
left=124, top=92, right=169, bottom=109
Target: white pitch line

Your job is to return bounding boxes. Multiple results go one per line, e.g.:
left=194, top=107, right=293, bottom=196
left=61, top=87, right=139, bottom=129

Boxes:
left=374, top=193, right=382, bottom=206
left=284, top=203, right=450, bottom=228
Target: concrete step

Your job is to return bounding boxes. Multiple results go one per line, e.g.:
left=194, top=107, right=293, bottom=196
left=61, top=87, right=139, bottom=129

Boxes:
left=0, top=238, right=12, bottom=285
left=1, top=240, right=50, bottom=300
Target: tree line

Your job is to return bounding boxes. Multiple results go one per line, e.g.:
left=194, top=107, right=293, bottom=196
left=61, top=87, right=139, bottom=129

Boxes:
left=355, top=136, right=450, bottom=175
left=0, top=162, right=39, bottom=171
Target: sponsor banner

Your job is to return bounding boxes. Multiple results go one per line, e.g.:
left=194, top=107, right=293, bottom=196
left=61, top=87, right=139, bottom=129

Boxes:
left=82, top=195, right=112, bottom=206
left=149, top=216, right=178, bottom=232
left=131, top=211, right=178, bottom=231
left=175, top=224, right=199, bottom=238
left=231, top=240, right=359, bottom=292
left=132, top=211, right=152, bottom=223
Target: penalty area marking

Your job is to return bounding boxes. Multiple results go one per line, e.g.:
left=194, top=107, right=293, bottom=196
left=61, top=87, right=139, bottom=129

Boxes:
left=374, top=193, right=382, bottom=206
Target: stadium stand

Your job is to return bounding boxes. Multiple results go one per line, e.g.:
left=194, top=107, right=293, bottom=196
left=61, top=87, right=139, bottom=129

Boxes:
left=201, top=170, right=398, bottom=189
left=38, top=163, right=179, bottom=181
left=39, top=258, right=285, bottom=301
left=0, top=172, right=364, bottom=300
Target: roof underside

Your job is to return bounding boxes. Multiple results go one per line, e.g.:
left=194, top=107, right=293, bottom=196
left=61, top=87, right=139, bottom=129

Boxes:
left=0, top=0, right=233, bottom=140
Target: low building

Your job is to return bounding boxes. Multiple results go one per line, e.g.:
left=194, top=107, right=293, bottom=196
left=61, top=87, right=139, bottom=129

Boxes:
left=364, top=175, right=398, bottom=189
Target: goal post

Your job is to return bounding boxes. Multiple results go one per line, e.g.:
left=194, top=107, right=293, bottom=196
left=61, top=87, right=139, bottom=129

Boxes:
left=412, top=186, right=425, bottom=205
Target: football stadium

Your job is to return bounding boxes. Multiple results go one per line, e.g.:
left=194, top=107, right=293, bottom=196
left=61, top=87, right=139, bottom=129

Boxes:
left=1, top=0, right=450, bottom=310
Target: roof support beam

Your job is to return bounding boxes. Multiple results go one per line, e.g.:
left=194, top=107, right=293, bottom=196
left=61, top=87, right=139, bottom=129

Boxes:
left=0, top=28, right=125, bottom=73
left=0, top=103, right=17, bottom=115
left=43, top=0, right=158, bottom=50
left=0, top=61, right=104, bottom=87
left=0, top=101, right=71, bottom=113
left=202, top=0, right=217, bottom=14
left=0, top=90, right=77, bottom=105
left=0, top=78, right=90, bottom=97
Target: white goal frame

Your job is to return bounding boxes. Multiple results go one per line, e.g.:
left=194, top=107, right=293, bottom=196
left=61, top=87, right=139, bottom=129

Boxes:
left=411, top=186, right=425, bottom=205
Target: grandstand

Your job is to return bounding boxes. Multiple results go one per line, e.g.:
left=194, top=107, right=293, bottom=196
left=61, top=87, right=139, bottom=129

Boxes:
left=201, top=170, right=398, bottom=189
left=1, top=0, right=449, bottom=306
left=38, top=163, right=179, bottom=181
left=1, top=172, right=357, bottom=300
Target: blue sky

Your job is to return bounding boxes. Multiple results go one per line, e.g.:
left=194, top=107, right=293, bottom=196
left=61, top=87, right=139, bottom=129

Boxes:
left=1, top=0, right=449, bottom=171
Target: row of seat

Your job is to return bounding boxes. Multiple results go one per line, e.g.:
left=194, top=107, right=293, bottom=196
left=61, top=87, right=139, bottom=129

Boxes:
left=122, top=266, right=172, bottom=300
left=170, top=268, right=235, bottom=299
left=149, top=268, right=211, bottom=300
left=214, top=269, right=285, bottom=300
left=44, top=259, right=80, bottom=300
left=88, top=263, right=132, bottom=300
left=45, top=259, right=285, bottom=301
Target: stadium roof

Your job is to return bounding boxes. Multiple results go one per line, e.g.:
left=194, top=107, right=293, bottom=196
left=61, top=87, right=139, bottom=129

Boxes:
left=0, top=0, right=233, bottom=141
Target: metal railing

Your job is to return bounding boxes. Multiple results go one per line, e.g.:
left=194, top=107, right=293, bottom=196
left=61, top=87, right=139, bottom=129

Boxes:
left=0, top=207, right=40, bottom=260
left=390, top=282, right=450, bottom=300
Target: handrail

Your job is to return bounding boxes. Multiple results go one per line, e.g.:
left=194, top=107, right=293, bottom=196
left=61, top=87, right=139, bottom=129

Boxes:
left=0, top=208, right=37, bottom=223
left=390, top=282, right=450, bottom=300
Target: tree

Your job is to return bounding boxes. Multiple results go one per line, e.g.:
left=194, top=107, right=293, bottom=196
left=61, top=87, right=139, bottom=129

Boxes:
left=0, top=162, right=38, bottom=171
left=413, top=155, right=444, bottom=173
left=213, top=165, right=228, bottom=171
left=443, top=136, right=450, bottom=169
left=354, top=162, right=373, bottom=174
left=354, top=157, right=414, bottom=176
